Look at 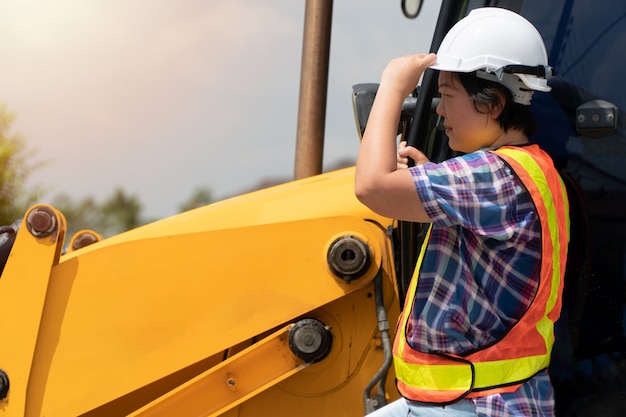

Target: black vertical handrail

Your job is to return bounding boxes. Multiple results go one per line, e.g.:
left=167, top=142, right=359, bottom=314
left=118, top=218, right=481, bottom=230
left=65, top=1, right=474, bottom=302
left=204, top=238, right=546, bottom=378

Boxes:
left=397, top=0, right=465, bottom=305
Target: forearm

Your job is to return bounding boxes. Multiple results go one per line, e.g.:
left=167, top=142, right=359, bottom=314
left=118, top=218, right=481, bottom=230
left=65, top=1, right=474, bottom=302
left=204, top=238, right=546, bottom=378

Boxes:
left=354, top=54, right=435, bottom=222
left=355, top=86, right=404, bottom=193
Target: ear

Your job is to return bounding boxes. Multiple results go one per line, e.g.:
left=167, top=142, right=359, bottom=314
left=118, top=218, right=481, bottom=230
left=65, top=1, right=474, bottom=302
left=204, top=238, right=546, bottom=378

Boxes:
left=489, top=89, right=506, bottom=119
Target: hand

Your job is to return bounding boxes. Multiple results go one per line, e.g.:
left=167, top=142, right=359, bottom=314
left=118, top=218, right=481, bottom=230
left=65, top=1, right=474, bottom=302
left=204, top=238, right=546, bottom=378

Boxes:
left=380, top=53, right=437, bottom=98
left=397, top=141, right=430, bottom=169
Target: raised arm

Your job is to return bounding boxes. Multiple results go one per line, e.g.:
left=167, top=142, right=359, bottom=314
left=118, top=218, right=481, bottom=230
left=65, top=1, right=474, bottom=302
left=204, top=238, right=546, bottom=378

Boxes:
left=355, top=53, right=436, bottom=223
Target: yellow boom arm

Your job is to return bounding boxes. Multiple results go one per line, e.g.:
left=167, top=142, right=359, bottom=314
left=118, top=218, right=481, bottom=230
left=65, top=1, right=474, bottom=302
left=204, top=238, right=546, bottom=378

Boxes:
left=0, top=167, right=401, bottom=416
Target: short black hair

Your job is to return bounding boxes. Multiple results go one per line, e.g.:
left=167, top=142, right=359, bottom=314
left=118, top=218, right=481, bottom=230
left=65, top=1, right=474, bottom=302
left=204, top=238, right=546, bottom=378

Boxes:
left=456, top=72, right=537, bottom=137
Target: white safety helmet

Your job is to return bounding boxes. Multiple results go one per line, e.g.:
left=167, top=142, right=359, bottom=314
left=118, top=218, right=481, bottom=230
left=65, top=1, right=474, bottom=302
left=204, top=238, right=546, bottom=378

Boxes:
left=430, top=7, right=553, bottom=105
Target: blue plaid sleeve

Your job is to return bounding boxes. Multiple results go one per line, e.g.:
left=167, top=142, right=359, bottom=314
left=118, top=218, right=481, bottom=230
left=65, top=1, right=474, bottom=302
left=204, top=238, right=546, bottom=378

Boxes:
left=409, top=151, right=522, bottom=240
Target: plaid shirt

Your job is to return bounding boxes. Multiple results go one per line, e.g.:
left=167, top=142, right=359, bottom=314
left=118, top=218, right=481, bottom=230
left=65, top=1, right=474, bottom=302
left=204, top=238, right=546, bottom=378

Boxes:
left=407, top=149, right=554, bottom=416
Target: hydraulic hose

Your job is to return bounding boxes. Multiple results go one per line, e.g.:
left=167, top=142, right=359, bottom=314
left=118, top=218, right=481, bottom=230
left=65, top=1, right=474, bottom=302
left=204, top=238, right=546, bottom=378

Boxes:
left=363, top=270, right=393, bottom=414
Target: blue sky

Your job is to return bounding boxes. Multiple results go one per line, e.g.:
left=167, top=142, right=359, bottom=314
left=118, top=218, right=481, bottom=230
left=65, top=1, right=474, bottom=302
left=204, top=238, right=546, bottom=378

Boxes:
left=1, top=0, right=440, bottom=219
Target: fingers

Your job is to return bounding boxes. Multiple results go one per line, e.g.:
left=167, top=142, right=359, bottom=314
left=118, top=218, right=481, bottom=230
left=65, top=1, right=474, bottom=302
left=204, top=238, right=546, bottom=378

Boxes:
left=381, top=53, right=437, bottom=97
left=398, top=142, right=418, bottom=159
left=411, top=53, right=437, bottom=69
left=397, top=141, right=409, bottom=169
left=397, top=142, right=431, bottom=167
left=407, top=147, right=430, bottom=166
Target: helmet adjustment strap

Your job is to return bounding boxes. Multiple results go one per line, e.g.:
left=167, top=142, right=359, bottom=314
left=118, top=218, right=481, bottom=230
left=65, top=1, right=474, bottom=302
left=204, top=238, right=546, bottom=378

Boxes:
left=491, top=65, right=555, bottom=81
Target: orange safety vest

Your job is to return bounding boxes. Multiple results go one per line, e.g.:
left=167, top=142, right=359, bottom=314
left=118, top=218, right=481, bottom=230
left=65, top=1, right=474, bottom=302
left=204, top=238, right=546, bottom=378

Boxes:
left=393, top=145, right=570, bottom=404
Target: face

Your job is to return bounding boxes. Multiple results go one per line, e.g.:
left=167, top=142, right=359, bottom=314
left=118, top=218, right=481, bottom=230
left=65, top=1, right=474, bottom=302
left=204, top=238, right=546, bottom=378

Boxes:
left=435, top=72, right=502, bottom=153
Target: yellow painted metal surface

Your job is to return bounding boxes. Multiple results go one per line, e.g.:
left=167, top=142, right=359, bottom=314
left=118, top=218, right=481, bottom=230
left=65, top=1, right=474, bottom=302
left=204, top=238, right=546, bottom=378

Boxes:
left=236, top=281, right=402, bottom=417
left=130, top=325, right=308, bottom=417
left=0, top=168, right=399, bottom=416
left=0, top=205, right=66, bottom=417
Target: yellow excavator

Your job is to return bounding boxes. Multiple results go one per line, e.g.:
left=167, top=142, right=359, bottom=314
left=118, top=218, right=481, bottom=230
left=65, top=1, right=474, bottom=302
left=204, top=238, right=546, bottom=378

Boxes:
left=2, top=1, right=626, bottom=416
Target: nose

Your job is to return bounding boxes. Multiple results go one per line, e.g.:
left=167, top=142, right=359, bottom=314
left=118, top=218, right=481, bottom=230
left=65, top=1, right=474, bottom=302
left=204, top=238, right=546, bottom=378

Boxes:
left=436, top=97, right=445, bottom=117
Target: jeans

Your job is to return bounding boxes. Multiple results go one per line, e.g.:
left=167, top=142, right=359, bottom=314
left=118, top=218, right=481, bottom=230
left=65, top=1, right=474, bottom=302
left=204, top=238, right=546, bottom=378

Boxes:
left=367, top=398, right=477, bottom=417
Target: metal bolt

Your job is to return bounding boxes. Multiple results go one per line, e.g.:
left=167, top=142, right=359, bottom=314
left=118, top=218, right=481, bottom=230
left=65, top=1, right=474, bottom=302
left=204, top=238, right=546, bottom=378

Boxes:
left=0, top=369, right=9, bottom=400
left=26, top=207, right=57, bottom=237
left=327, top=235, right=371, bottom=282
left=226, top=376, right=238, bottom=391
left=72, top=232, right=99, bottom=250
left=288, top=318, right=332, bottom=363
left=292, top=326, right=322, bottom=354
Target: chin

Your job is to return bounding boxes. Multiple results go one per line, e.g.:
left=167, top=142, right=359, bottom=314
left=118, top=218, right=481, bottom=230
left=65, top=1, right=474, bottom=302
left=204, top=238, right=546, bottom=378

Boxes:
left=448, top=139, right=464, bottom=153
left=448, top=139, right=477, bottom=154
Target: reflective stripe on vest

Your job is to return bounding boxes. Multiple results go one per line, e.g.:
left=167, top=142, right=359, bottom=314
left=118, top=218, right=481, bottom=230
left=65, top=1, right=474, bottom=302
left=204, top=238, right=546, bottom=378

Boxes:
left=393, top=145, right=570, bottom=404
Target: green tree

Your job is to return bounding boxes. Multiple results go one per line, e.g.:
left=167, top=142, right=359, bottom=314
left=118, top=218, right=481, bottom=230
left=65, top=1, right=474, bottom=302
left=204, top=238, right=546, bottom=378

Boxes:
left=178, top=186, right=213, bottom=213
left=0, top=105, right=45, bottom=225
left=52, top=188, right=145, bottom=239
left=51, top=193, right=104, bottom=240
left=101, top=187, right=143, bottom=235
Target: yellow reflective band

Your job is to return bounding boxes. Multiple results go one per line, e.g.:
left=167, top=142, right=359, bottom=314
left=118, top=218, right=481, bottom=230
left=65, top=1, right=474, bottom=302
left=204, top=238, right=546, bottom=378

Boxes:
left=393, top=356, right=473, bottom=391
left=396, top=224, right=433, bottom=359
left=395, top=353, right=550, bottom=391
left=472, top=355, right=549, bottom=388
left=496, top=147, right=569, bottom=318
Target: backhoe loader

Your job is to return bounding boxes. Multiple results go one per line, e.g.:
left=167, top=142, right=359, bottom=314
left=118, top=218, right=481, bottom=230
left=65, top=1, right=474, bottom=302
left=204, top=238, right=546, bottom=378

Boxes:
left=1, top=0, right=626, bottom=415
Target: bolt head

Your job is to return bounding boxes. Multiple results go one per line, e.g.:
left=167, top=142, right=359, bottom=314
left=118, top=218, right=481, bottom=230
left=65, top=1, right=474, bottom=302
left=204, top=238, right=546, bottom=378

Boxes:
left=26, top=207, right=57, bottom=237
left=0, top=369, right=9, bottom=400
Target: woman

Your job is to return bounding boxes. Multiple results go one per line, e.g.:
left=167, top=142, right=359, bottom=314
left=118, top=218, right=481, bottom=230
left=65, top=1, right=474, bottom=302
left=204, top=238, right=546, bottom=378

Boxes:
left=355, top=8, right=569, bottom=417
